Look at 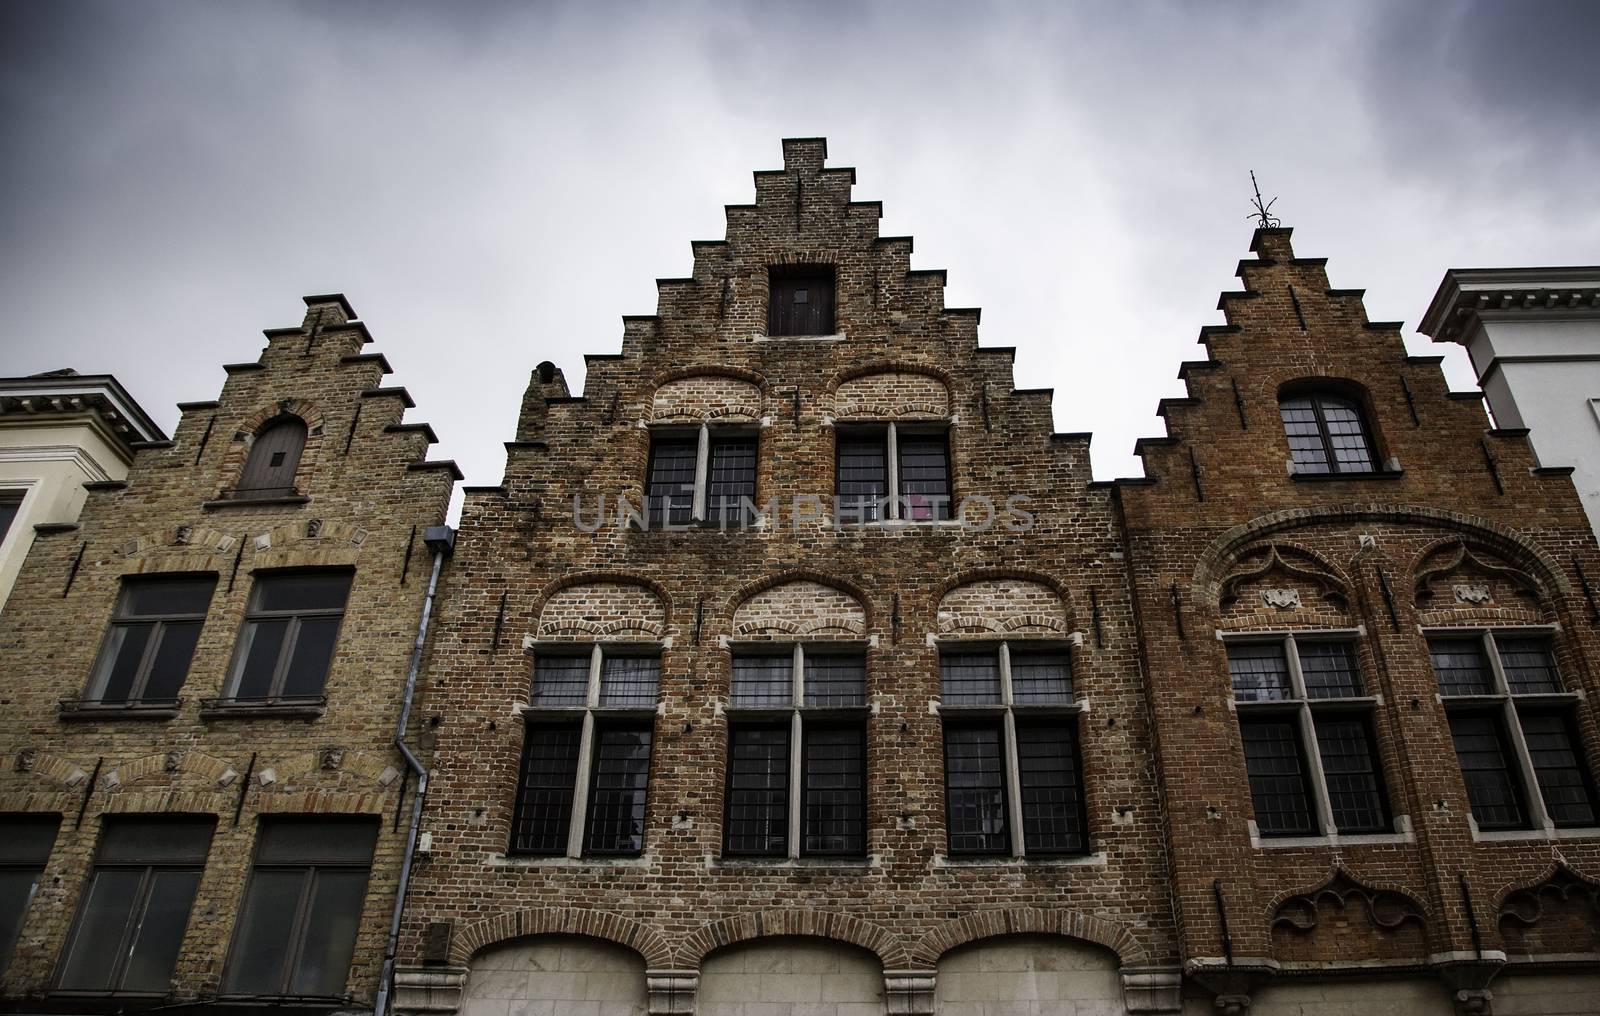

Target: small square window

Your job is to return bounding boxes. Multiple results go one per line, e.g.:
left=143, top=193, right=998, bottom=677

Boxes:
left=768, top=269, right=835, bottom=336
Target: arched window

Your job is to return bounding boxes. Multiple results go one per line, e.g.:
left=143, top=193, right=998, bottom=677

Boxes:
left=237, top=414, right=306, bottom=497
left=1279, top=390, right=1376, bottom=475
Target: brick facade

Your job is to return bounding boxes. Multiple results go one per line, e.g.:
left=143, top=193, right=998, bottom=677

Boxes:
left=0, top=297, right=456, bottom=1009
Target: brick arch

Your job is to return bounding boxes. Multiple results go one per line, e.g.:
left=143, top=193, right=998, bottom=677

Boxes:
left=910, top=907, right=1146, bottom=967
left=647, top=364, right=768, bottom=393
left=675, top=909, right=908, bottom=968
left=647, top=373, right=764, bottom=424
left=235, top=398, right=326, bottom=436
left=1265, top=864, right=1432, bottom=926
left=829, top=359, right=955, bottom=391
left=220, top=398, right=326, bottom=497
left=1490, top=857, right=1600, bottom=913
left=1210, top=540, right=1358, bottom=629
left=450, top=907, right=672, bottom=969
left=723, top=570, right=875, bottom=635
left=1408, top=535, right=1551, bottom=606
left=933, top=568, right=1074, bottom=610
left=1192, top=504, right=1573, bottom=608
left=533, top=572, right=674, bottom=629
left=935, top=575, right=1072, bottom=638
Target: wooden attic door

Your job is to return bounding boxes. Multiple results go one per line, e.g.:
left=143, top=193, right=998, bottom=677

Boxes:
left=238, top=415, right=307, bottom=497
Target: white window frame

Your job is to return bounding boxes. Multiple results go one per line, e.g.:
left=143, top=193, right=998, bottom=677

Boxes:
left=934, top=640, right=1084, bottom=859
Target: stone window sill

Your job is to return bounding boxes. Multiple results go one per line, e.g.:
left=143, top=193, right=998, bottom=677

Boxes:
left=58, top=699, right=181, bottom=721
left=752, top=332, right=847, bottom=343
left=706, top=855, right=878, bottom=872
left=202, top=494, right=312, bottom=511
left=198, top=697, right=326, bottom=720
left=1471, top=825, right=1600, bottom=843
left=1289, top=470, right=1404, bottom=483
left=932, top=851, right=1108, bottom=868
left=485, top=852, right=655, bottom=869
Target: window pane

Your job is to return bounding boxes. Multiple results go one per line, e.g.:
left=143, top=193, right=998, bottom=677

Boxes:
left=586, top=726, right=654, bottom=854
left=708, top=437, right=757, bottom=527
left=725, top=727, right=788, bottom=855
left=57, top=868, right=144, bottom=989
left=0, top=870, right=41, bottom=972
left=255, top=819, right=377, bottom=865
left=1227, top=643, right=1292, bottom=702
left=1016, top=724, right=1085, bottom=854
left=1430, top=638, right=1495, bottom=696
left=289, top=868, right=370, bottom=995
left=0, top=497, right=19, bottom=544
left=119, top=868, right=202, bottom=992
left=1296, top=641, right=1361, bottom=698
left=97, top=818, right=214, bottom=865
left=1498, top=638, right=1563, bottom=695
left=234, top=618, right=289, bottom=699
left=141, top=621, right=204, bottom=701
left=281, top=616, right=341, bottom=698
left=255, top=573, right=351, bottom=613
left=803, top=726, right=865, bottom=855
left=732, top=654, right=792, bottom=708
left=223, top=868, right=304, bottom=992
left=944, top=725, right=1007, bottom=854
left=836, top=433, right=888, bottom=523
left=803, top=653, right=866, bottom=707
left=1312, top=715, right=1388, bottom=833
left=0, top=817, right=55, bottom=968
left=531, top=654, right=590, bottom=706
left=898, top=434, right=951, bottom=522
left=940, top=651, right=1001, bottom=706
left=511, top=724, right=582, bottom=854
left=1519, top=711, right=1597, bottom=828
left=1010, top=650, right=1072, bottom=704
left=123, top=577, right=215, bottom=617
left=94, top=622, right=153, bottom=703
left=1240, top=717, right=1317, bottom=836
left=1279, top=396, right=1330, bottom=474
left=600, top=655, right=659, bottom=708
left=645, top=438, right=696, bottom=526
left=1319, top=397, right=1375, bottom=472
left=1448, top=713, right=1527, bottom=830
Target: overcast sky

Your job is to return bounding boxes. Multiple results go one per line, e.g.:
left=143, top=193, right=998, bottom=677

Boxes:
left=3, top=1, right=1596, bottom=519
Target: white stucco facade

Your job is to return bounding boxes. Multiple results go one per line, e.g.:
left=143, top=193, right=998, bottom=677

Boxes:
left=1420, top=267, right=1600, bottom=543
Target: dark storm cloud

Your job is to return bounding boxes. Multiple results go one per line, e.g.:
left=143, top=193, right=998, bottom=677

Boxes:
left=1, top=1, right=1595, bottom=517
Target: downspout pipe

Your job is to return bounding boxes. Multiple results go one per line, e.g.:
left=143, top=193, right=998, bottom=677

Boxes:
left=376, top=524, right=454, bottom=1016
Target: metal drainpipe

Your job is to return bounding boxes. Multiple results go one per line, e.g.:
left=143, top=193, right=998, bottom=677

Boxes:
left=376, top=524, right=454, bottom=1016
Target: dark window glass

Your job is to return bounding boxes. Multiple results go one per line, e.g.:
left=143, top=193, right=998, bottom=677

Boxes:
left=708, top=435, right=758, bottom=527
left=1240, top=716, right=1317, bottom=836
left=1010, top=650, right=1072, bottom=704
left=731, top=654, right=792, bottom=708
left=645, top=437, right=696, bottom=527
left=230, top=572, right=351, bottom=701
left=944, top=724, right=1008, bottom=854
left=510, top=723, right=582, bottom=854
left=726, top=726, right=789, bottom=855
left=1498, top=638, right=1563, bottom=694
left=1313, top=715, right=1388, bottom=833
left=57, top=817, right=213, bottom=992
left=836, top=432, right=888, bottom=523
left=532, top=654, right=590, bottom=706
left=236, top=415, right=306, bottom=497
left=224, top=819, right=376, bottom=996
left=1279, top=393, right=1376, bottom=475
left=1227, top=643, right=1292, bottom=702
left=0, top=816, right=59, bottom=973
left=803, top=654, right=866, bottom=707
left=768, top=270, right=835, bottom=336
left=898, top=433, right=951, bottom=521
left=585, top=726, right=654, bottom=855
left=1298, top=641, right=1362, bottom=698
left=940, top=651, right=1001, bottom=706
left=1519, top=711, right=1597, bottom=828
left=600, top=655, right=659, bottom=708
left=1429, top=638, right=1495, bottom=696
left=1016, top=723, right=1086, bottom=854
left=1448, top=713, right=1528, bottom=830
left=87, top=576, right=215, bottom=705
left=802, top=726, right=865, bottom=855
left=0, top=495, right=21, bottom=545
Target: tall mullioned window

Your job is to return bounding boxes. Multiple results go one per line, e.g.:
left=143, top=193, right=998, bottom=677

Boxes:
left=1227, top=636, right=1390, bottom=838
left=724, top=646, right=869, bottom=858
left=84, top=575, right=216, bottom=707
left=1279, top=390, right=1377, bottom=475
left=937, top=643, right=1085, bottom=857
left=645, top=427, right=758, bottom=528
left=0, top=816, right=59, bottom=973
left=835, top=424, right=952, bottom=523
left=224, top=571, right=352, bottom=704
left=512, top=646, right=659, bottom=856
left=1429, top=632, right=1597, bottom=832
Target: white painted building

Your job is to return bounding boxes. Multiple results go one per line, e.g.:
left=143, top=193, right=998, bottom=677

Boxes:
left=1420, top=266, right=1600, bottom=541
left=0, top=370, right=164, bottom=611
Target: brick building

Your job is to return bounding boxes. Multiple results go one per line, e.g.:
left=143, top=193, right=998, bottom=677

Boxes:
left=0, top=297, right=457, bottom=1011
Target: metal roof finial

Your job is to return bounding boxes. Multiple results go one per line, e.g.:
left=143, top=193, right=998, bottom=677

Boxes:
left=1248, top=170, right=1281, bottom=229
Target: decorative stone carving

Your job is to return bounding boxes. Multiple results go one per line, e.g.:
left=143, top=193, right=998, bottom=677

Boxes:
left=1498, top=863, right=1600, bottom=927
left=1219, top=543, right=1346, bottom=607
left=1415, top=540, right=1539, bottom=602
left=391, top=965, right=468, bottom=1014
left=164, top=750, right=184, bottom=773
left=1260, top=587, right=1302, bottom=610
left=320, top=746, right=346, bottom=771
left=1452, top=583, right=1492, bottom=604
left=307, top=518, right=324, bottom=538
left=1272, top=869, right=1426, bottom=933
left=883, top=969, right=936, bottom=1015
left=646, top=969, right=698, bottom=1015
left=15, top=747, right=37, bottom=773
left=1121, top=967, right=1183, bottom=1014
left=174, top=525, right=193, bottom=545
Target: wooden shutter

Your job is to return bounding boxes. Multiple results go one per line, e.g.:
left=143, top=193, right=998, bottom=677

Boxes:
left=768, top=271, right=835, bottom=336
left=238, top=416, right=306, bottom=496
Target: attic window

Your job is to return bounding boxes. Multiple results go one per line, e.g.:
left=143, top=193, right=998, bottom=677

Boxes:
left=768, top=268, right=835, bottom=336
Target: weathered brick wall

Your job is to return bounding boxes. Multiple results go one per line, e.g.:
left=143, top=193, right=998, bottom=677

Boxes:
left=0, top=296, right=455, bottom=1003
left=401, top=138, right=1177, bottom=995
left=1115, top=228, right=1600, bottom=1007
